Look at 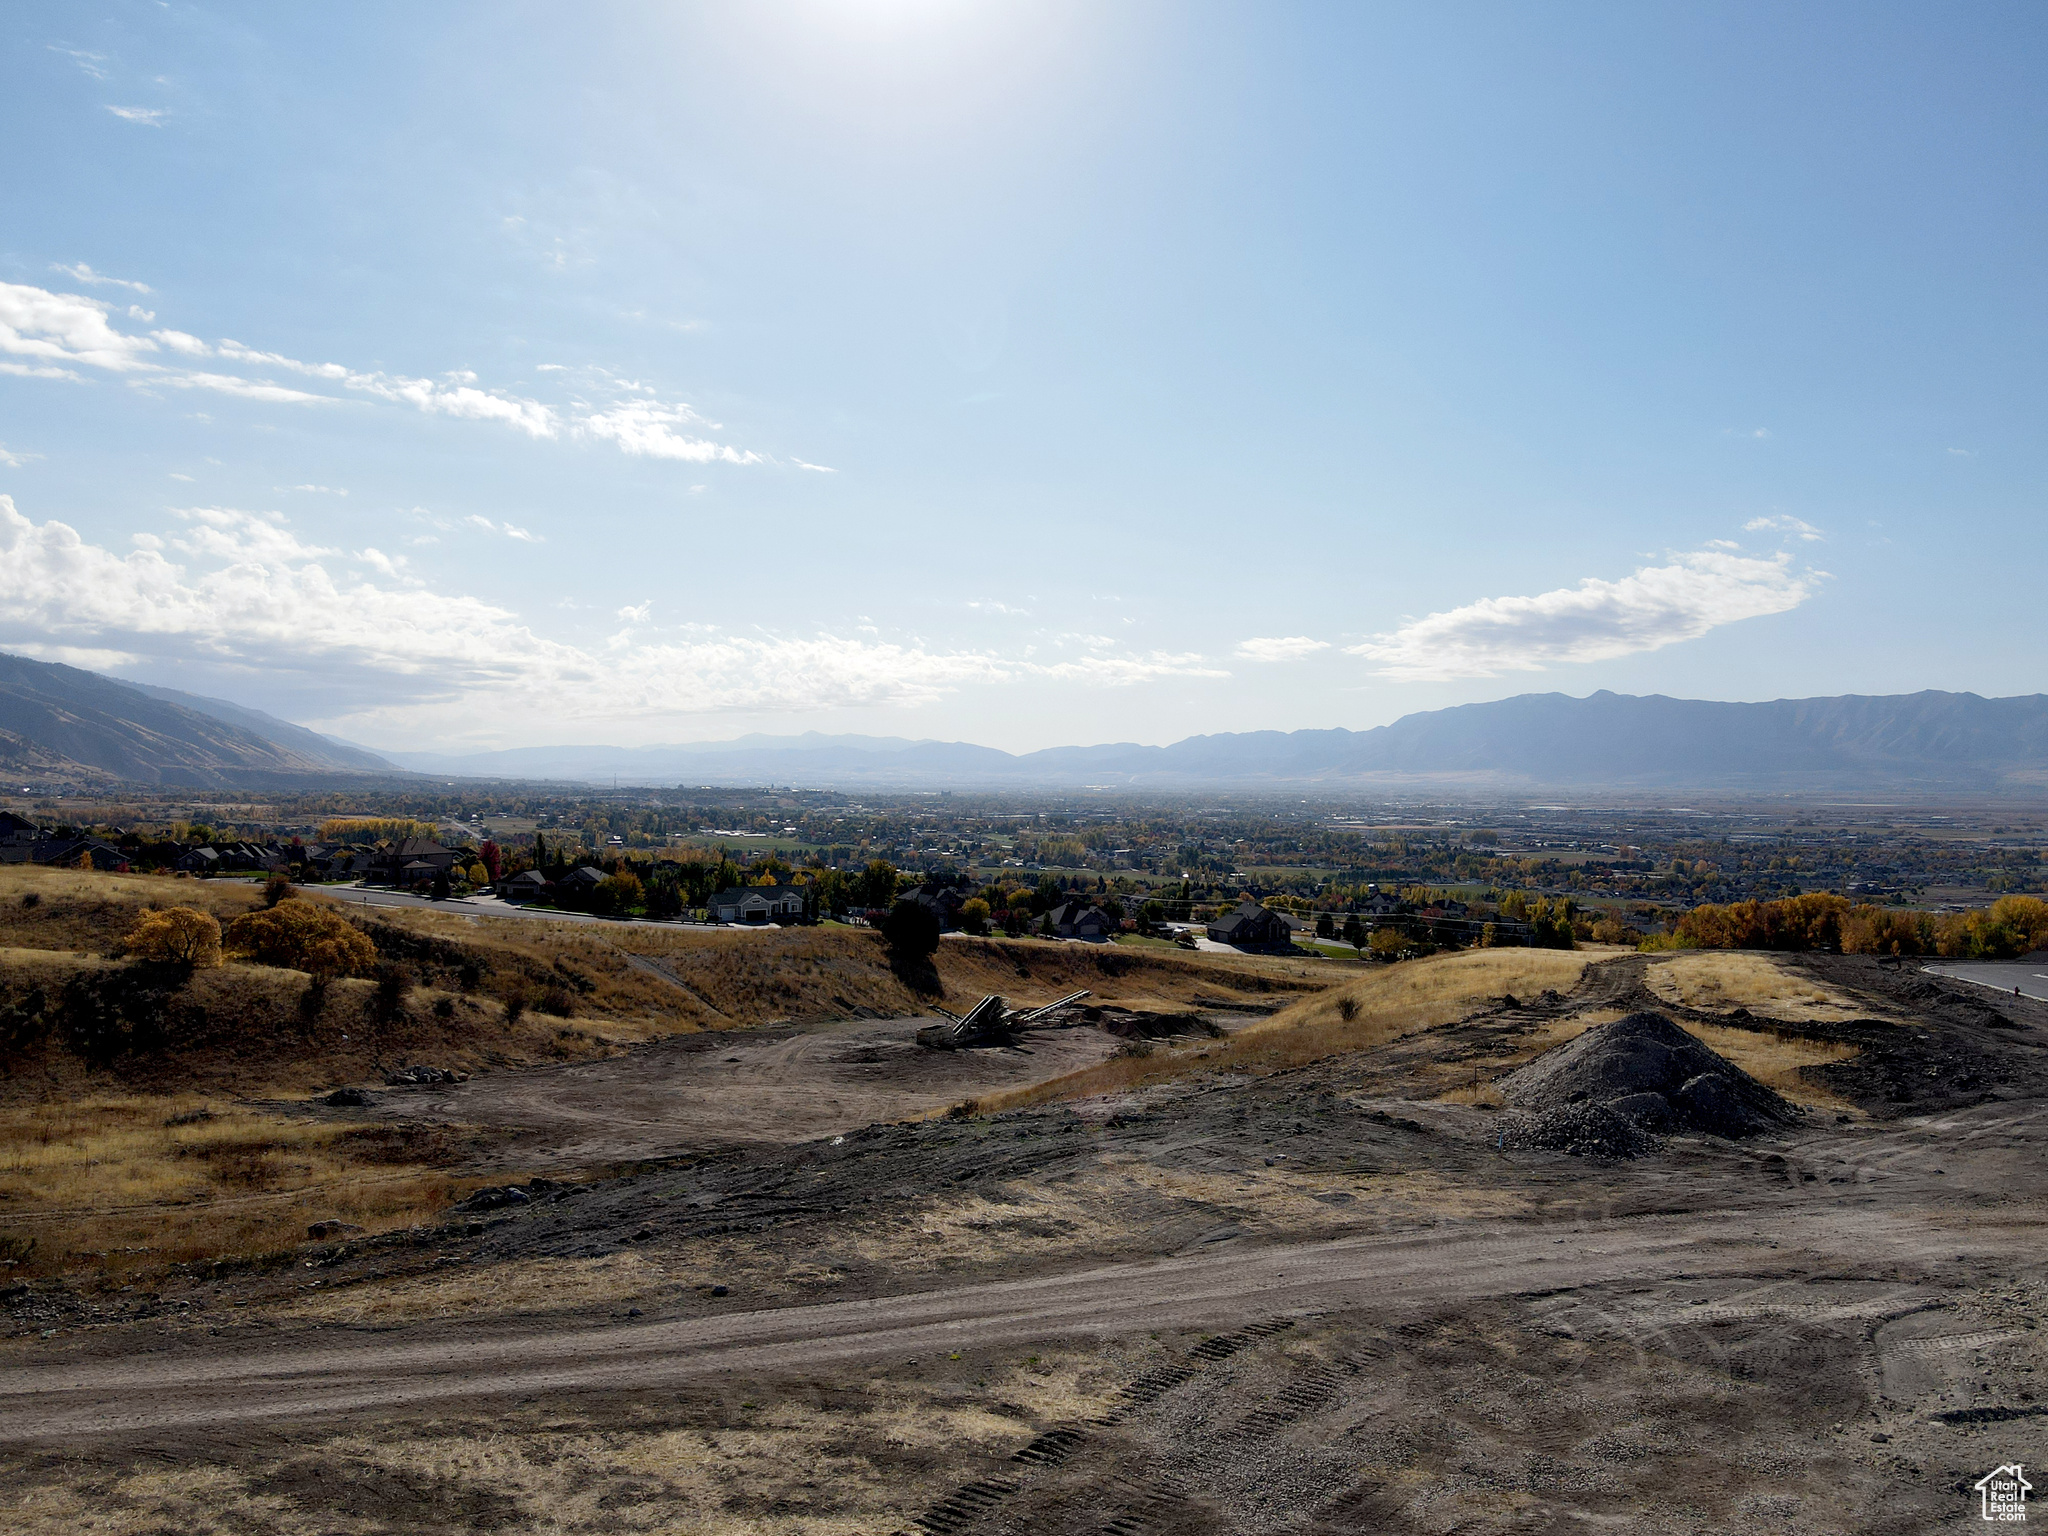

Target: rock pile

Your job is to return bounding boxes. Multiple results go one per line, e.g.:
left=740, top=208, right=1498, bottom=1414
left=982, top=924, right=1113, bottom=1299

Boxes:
left=383, top=1064, right=466, bottom=1086
left=1500, top=1011, right=1797, bottom=1158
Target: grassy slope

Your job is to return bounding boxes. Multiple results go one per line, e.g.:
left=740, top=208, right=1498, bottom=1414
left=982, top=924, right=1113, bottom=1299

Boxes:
left=0, top=869, right=1334, bottom=1283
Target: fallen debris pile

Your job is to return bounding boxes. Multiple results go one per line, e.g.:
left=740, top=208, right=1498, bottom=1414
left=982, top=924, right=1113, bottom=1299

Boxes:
left=1501, top=1011, right=1798, bottom=1158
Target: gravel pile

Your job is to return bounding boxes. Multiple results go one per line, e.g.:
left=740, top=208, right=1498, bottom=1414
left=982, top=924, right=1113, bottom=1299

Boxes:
left=1500, top=1010, right=1797, bottom=1158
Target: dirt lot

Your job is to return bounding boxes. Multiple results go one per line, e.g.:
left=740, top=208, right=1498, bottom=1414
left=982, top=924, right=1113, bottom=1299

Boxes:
left=4, top=948, right=2047, bottom=1533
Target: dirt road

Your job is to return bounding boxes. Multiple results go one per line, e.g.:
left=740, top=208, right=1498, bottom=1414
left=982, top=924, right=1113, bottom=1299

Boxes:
left=349, top=1015, right=1141, bottom=1166
left=0, top=1200, right=1993, bottom=1443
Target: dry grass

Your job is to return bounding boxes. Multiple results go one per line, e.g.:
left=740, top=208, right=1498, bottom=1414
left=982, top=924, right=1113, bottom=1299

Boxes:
left=1, top=1350, right=1124, bottom=1536
left=1643, top=951, right=1881, bottom=1024
left=0, top=1093, right=476, bottom=1280
left=0, top=864, right=267, bottom=953
left=1677, top=1019, right=1862, bottom=1110
left=978, top=948, right=1595, bottom=1112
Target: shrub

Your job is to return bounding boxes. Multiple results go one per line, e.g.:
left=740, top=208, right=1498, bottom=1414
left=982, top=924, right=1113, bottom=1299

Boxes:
left=371, top=962, right=412, bottom=1023
left=262, top=874, right=293, bottom=908
left=122, top=907, right=223, bottom=968
left=223, top=902, right=377, bottom=979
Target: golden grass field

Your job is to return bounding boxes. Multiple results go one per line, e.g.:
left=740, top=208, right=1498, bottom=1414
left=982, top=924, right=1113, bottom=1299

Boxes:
left=0, top=1093, right=474, bottom=1281
left=979, top=947, right=1597, bottom=1112
left=1642, top=950, right=1880, bottom=1024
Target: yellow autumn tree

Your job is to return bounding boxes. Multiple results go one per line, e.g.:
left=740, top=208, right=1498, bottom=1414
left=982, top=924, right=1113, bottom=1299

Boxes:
left=223, top=899, right=377, bottom=979
left=123, top=907, right=223, bottom=968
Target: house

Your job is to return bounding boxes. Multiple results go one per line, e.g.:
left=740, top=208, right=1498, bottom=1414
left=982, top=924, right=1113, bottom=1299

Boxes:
left=1044, top=901, right=1118, bottom=940
left=1206, top=900, right=1297, bottom=950
left=370, top=837, right=461, bottom=884
left=1357, top=889, right=1405, bottom=918
left=32, top=837, right=129, bottom=872
left=176, top=846, right=221, bottom=874
left=0, top=811, right=42, bottom=865
left=903, top=880, right=968, bottom=929
left=501, top=869, right=551, bottom=901
left=709, top=881, right=806, bottom=924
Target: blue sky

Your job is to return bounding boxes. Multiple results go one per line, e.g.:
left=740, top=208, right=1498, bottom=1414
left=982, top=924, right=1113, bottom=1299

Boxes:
left=1, top=1, right=2042, bottom=753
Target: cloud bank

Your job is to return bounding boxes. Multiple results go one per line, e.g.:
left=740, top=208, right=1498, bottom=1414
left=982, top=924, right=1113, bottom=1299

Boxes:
left=0, top=496, right=1223, bottom=745
left=1349, top=548, right=1816, bottom=680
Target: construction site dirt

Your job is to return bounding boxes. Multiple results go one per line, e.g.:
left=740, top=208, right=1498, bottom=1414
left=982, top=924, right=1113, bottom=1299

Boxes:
left=5, top=951, right=2047, bottom=1535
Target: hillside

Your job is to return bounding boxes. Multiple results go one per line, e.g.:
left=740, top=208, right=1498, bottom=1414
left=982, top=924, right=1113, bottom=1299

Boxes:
left=125, top=682, right=397, bottom=773
left=0, top=652, right=394, bottom=787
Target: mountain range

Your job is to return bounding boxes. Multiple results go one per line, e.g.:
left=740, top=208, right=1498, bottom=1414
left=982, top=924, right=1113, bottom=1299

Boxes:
left=1, top=649, right=2041, bottom=793
left=388, top=689, right=2048, bottom=793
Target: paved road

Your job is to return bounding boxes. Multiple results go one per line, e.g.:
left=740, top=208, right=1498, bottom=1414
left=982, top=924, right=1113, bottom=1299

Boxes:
left=1922, top=959, right=2048, bottom=1003
left=0, top=1202, right=1993, bottom=1443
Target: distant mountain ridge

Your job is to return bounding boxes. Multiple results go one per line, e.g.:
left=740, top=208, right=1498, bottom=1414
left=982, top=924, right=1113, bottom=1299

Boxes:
left=0, top=653, right=399, bottom=786
left=388, top=690, right=2048, bottom=792
left=0, top=647, right=2039, bottom=791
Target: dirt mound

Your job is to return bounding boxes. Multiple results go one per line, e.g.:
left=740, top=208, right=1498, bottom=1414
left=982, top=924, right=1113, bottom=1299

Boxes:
left=1501, top=1011, right=1798, bottom=1157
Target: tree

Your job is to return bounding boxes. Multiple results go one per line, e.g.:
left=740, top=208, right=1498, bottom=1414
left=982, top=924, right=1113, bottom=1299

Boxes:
left=858, top=860, right=900, bottom=910
left=592, top=871, right=643, bottom=917
left=1368, top=927, right=1408, bottom=962
left=959, top=898, right=991, bottom=936
left=467, top=862, right=490, bottom=887
left=478, top=840, right=502, bottom=883
left=880, top=897, right=941, bottom=964
left=1315, top=912, right=1335, bottom=939
left=224, top=901, right=377, bottom=979
left=431, top=868, right=452, bottom=901
left=123, top=907, right=223, bottom=968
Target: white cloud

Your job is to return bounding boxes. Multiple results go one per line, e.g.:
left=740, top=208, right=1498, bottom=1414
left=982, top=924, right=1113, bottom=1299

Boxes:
left=1347, top=548, right=1817, bottom=681
left=0, top=495, right=1223, bottom=742
left=279, top=484, right=347, bottom=496
left=792, top=458, right=837, bottom=473
left=105, top=106, right=165, bottom=125
left=0, top=445, right=39, bottom=469
left=579, top=400, right=762, bottom=464
left=463, top=515, right=543, bottom=543
left=167, top=472, right=194, bottom=482
left=1, top=281, right=159, bottom=372
left=967, top=600, right=1029, bottom=616
left=5, top=282, right=774, bottom=465
left=49, top=47, right=110, bottom=82
left=1235, top=635, right=1330, bottom=662
left=616, top=602, right=652, bottom=623
left=0, top=362, right=85, bottom=381
left=153, top=371, right=328, bottom=404
left=1947, top=447, right=1974, bottom=457
left=1742, top=515, right=1823, bottom=542
left=127, top=304, right=155, bottom=322
left=1029, top=652, right=1228, bottom=687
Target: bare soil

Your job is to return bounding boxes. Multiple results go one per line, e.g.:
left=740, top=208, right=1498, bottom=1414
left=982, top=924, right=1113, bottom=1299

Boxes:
left=4, top=952, right=2047, bottom=1534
